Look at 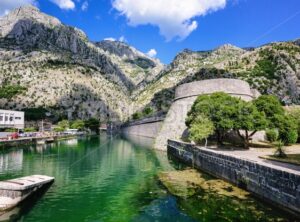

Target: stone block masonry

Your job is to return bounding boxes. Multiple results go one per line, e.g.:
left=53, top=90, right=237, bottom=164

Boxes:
left=122, top=116, right=164, bottom=138
left=154, top=79, right=259, bottom=150
left=168, top=139, right=300, bottom=215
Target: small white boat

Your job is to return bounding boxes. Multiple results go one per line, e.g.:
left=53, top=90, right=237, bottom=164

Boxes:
left=0, top=175, right=54, bottom=211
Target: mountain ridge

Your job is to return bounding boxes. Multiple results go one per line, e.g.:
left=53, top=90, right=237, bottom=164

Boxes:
left=0, top=6, right=299, bottom=122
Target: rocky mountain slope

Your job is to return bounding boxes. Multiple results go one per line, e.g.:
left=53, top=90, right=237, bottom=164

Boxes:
left=0, top=5, right=299, bottom=122
left=0, top=6, right=163, bottom=121
left=134, top=41, right=300, bottom=114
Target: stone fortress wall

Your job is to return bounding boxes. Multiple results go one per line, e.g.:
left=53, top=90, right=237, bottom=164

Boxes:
left=154, top=78, right=260, bottom=150
left=122, top=116, right=164, bottom=139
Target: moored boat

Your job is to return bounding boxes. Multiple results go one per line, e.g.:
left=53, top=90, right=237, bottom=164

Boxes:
left=0, top=175, right=54, bottom=211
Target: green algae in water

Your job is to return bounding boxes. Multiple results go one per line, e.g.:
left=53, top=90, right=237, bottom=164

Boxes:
left=159, top=169, right=297, bottom=222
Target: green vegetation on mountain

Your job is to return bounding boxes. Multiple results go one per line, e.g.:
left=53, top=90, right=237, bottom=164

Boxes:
left=0, top=85, right=26, bottom=99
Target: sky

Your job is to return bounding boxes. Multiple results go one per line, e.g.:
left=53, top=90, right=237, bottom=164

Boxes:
left=0, top=0, right=300, bottom=64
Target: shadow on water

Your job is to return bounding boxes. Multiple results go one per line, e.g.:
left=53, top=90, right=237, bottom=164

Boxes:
left=0, top=182, right=53, bottom=222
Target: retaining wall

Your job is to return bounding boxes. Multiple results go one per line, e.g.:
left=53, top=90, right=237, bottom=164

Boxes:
left=168, top=139, right=300, bottom=215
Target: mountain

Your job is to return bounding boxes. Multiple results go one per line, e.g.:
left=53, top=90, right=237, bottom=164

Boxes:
left=133, top=41, right=300, bottom=113
left=0, top=6, right=163, bottom=121
left=0, top=6, right=299, bottom=122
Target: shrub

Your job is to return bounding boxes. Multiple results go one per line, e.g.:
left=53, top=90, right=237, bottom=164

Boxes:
left=57, top=120, right=70, bottom=130
left=70, top=120, right=85, bottom=130
left=0, top=85, right=26, bottom=99
left=276, top=114, right=298, bottom=145
left=24, top=127, right=36, bottom=132
left=4, top=128, right=17, bottom=132
left=281, top=130, right=298, bottom=145
left=143, top=106, right=153, bottom=116
left=132, top=112, right=143, bottom=120
left=266, top=129, right=278, bottom=142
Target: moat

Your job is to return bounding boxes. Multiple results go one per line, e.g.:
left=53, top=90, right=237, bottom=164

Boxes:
left=0, top=135, right=297, bottom=222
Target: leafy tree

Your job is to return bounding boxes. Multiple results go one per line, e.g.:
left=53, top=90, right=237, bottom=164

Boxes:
left=186, top=92, right=240, bottom=144
left=54, top=127, right=64, bottom=132
left=23, top=107, right=47, bottom=121
left=234, top=101, right=267, bottom=149
left=143, top=106, right=153, bottom=116
left=132, top=112, right=143, bottom=120
left=266, top=129, right=278, bottom=142
left=188, top=114, right=214, bottom=146
left=57, top=120, right=69, bottom=130
left=70, top=120, right=85, bottom=130
left=286, top=107, right=300, bottom=142
left=84, top=118, right=100, bottom=132
left=24, top=127, right=36, bottom=132
left=276, top=114, right=298, bottom=145
left=253, top=95, right=284, bottom=128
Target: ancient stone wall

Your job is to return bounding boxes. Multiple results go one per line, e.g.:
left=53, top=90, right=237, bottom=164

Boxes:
left=154, top=79, right=258, bottom=150
left=168, top=140, right=300, bottom=214
left=122, top=117, right=164, bottom=138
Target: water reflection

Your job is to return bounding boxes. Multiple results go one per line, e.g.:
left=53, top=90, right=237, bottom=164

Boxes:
left=0, top=150, right=23, bottom=174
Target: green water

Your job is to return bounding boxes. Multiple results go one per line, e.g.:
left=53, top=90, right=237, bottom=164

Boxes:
left=0, top=135, right=297, bottom=222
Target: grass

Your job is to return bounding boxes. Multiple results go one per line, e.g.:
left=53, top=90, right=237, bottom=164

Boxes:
left=261, top=154, right=300, bottom=166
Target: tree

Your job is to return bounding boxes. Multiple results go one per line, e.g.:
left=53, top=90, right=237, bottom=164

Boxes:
left=143, top=106, right=153, bottom=116
left=70, top=120, right=85, bottom=130
left=132, top=112, right=143, bottom=120
left=253, top=95, right=284, bottom=128
left=186, top=92, right=240, bottom=144
left=286, top=107, right=300, bottom=142
left=275, top=114, right=298, bottom=145
left=24, top=127, right=36, bottom=132
left=188, top=114, right=215, bottom=146
left=84, top=118, right=100, bottom=132
left=57, top=120, right=69, bottom=130
left=234, top=101, right=267, bottom=149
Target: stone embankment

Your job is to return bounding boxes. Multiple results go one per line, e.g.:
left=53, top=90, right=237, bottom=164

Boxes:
left=168, top=139, right=300, bottom=215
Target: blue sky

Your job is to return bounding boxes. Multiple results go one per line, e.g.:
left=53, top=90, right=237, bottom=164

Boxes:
left=1, top=0, right=300, bottom=64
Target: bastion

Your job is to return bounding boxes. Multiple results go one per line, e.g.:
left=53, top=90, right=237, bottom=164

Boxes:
left=154, top=78, right=260, bottom=150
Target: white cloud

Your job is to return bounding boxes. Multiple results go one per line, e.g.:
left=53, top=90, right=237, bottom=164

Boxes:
left=81, top=1, right=88, bottom=11
left=146, top=49, right=157, bottom=58
left=50, top=0, right=75, bottom=10
left=104, top=37, right=116, bottom=41
left=104, top=36, right=127, bottom=42
left=112, top=0, right=227, bottom=41
left=0, top=0, right=36, bottom=16
left=118, top=36, right=126, bottom=42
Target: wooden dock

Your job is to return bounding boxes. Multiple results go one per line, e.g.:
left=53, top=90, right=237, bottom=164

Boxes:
left=0, top=175, right=54, bottom=211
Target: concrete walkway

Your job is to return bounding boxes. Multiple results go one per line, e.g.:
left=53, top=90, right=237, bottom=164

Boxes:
left=201, top=145, right=300, bottom=174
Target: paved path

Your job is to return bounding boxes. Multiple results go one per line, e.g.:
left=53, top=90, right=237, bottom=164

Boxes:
left=201, top=145, right=300, bottom=174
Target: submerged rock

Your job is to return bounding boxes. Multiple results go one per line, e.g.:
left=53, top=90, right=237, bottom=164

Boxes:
left=159, top=169, right=249, bottom=199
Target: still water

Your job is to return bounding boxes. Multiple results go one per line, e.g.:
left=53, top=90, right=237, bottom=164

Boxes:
left=0, top=135, right=297, bottom=222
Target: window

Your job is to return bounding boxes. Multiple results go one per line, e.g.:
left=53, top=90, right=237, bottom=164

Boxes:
left=0, top=116, right=3, bottom=121
left=5, top=116, right=8, bottom=121
left=9, top=117, right=13, bottom=121
left=15, top=117, right=22, bottom=120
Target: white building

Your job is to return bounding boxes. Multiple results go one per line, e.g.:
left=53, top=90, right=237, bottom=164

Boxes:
left=0, top=110, right=24, bottom=129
